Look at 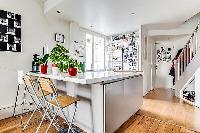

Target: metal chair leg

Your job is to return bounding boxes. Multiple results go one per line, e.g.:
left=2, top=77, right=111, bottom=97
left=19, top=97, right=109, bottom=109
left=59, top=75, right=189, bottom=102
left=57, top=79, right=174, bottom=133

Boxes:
left=22, top=107, right=37, bottom=130
left=36, top=108, right=48, bottom=133
left=67, top=103, right=78, bottom=133
left=46, top=109, right=58, bottom=133
left=13, top=84, right=20, bottom=116
left=20, top=87, right=27, bottom=128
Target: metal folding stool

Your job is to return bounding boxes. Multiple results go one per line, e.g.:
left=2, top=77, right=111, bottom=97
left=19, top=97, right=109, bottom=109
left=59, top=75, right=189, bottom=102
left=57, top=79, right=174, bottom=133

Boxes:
left=37, top=77, right=80, bottom=133
left=13, top=71, right=25, bottom=117
left=20, top=75, right=61, bottom=131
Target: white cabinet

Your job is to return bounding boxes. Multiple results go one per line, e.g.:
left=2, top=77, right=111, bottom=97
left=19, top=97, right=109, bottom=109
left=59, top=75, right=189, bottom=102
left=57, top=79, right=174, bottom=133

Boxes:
left=105, top=76, right=143, bottom=133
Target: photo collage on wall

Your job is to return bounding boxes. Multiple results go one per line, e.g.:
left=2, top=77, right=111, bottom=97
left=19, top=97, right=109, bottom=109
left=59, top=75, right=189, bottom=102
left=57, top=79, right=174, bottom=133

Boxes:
left=111, top=32, right=139, bottom=71
left=157, top=47, right=172, bottom=62
left=123, top=38, right=139, bottom=71
left=0, top=10, right=21, bottom=52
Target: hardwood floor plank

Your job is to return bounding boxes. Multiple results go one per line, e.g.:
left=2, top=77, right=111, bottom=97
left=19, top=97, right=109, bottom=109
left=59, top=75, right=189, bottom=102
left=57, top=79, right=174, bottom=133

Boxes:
left=144, top=116, right=155, bottom=133
left=132, top=116, right=150, bottom=133
left=164, top=123, right=173, bottom=133
left=156, top=121, right=167, bottom=133
left=115, top=114, right=140, bottom=133
left=148, top=119, right=161, bottom=133
left=124, top=115, right=144, bottom=133
left=171, top=124, right=181, bottom=133
left=180, top=127, right=190, bottom=133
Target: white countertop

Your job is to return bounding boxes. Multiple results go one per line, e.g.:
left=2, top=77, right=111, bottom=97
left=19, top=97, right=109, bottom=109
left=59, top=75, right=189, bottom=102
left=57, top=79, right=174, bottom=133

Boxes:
left=27, top=71, right=143, bottom=84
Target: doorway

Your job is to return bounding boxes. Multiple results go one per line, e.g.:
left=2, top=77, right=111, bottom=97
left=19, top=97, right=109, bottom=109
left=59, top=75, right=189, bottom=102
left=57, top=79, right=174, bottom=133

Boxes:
left=155, top=41, right=173, bottom=89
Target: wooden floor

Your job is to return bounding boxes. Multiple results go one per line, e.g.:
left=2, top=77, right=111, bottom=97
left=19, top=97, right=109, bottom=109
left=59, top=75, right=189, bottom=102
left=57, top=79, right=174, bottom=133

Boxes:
left=0, top=111, right=83, bottom=133
left=1, top=88, right=200, bottom=133
left=116, top=88, right=200, bottom=133
left=0, top=111, right=63, bottom=133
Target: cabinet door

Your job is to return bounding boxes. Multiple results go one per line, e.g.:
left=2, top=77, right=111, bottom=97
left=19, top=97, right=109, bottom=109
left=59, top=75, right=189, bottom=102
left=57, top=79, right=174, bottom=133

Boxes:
left=105, top=80, right=124, bottom=133
left=105, top=77, right=143, bottom=133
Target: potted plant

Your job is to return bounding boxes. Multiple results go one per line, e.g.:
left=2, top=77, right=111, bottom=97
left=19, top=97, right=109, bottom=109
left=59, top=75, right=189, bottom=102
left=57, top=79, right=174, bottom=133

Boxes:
left=50, top=44, right=69, bottom=75
left=67, top=58, right=80, bottom=76
left=38, top=54, right=49, bottom=74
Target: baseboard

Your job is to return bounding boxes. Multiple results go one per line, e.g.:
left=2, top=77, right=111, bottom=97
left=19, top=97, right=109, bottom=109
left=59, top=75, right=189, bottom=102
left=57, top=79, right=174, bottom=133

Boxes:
left=0, top=102, right=33, bottom=120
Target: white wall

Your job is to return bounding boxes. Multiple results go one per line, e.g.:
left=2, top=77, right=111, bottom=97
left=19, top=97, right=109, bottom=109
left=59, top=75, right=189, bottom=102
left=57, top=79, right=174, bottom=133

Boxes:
left=154, top=35, right=189, bottom=89
left=0, top=0, right=70, bottom=111
left=69, top=22, right=86, bottom=61
left=178, top=13, right=200, bottom=32
left=148, top=35, right=191, bottom=88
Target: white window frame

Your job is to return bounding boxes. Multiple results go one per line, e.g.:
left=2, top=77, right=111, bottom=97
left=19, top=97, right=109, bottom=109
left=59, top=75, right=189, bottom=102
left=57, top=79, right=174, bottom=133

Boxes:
left=84, top=29, right=106, bottom=71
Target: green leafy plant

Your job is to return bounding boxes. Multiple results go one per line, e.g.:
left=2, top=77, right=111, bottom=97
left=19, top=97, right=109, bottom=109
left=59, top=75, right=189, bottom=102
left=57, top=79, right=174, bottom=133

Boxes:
left=49, top=44, right=80, bottom=72
left=68, top=58, right=80, bottom=68
left=38, top=54, right=49, bottom=65
left=49, top=44, right=69, bottom=63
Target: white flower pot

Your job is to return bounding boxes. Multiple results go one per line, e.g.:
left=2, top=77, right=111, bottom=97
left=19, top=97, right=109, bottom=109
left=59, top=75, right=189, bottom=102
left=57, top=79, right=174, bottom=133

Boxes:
left=52, top=66, right=60, bottom=76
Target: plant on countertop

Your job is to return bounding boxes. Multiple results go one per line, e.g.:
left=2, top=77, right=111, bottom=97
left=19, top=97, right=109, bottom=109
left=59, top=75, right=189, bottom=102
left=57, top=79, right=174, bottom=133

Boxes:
left=50, top=44, right=80, bottom=72
left=49, top=44, right=69, bottom=72
left=68, top=58, right=79, bottom=68
left=67, top=57, right=80, bottom=76
left=38, top=54, right=49, bottom=74
left=38, top=54, right=49, bottom=65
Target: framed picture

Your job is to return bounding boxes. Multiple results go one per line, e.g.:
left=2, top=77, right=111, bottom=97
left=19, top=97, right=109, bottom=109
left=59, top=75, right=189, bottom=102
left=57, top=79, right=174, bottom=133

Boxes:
left=0, top=10, right=21, bottom=52
left=55, top=33, right=65, bottom=43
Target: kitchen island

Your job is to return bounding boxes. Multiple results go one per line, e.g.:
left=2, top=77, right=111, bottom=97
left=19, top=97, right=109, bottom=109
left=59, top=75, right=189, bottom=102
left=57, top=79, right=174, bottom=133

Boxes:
left=28, top=71, right=143, bottom=133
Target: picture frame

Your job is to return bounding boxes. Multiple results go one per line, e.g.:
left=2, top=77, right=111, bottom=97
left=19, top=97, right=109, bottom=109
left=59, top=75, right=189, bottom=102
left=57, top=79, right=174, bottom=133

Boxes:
left=0, top=10, right=21, bottom=52
left=55, top=33, right=65, bottom=43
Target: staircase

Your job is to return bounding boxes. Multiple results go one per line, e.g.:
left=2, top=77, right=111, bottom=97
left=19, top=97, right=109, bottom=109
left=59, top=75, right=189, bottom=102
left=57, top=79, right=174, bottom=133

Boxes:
left=174, top=22, right=200, bottom=107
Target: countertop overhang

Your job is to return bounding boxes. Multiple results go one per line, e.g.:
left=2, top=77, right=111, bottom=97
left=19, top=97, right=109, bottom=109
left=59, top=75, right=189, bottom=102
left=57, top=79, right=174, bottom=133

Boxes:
left=27, top=71, right=143, bottom=84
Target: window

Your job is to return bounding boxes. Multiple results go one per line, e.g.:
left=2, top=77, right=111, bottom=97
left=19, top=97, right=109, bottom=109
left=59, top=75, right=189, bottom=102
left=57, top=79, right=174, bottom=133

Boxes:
left=85, top=33, right=105, bottom=71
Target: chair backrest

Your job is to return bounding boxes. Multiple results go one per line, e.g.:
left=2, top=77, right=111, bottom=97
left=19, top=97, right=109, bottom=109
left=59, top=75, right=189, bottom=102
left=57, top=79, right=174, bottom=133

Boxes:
left=23, top=75, right=35, bottom=88
left=37, top=77, right=57, bottom=94
left=23, top=75, right=41, bottom=104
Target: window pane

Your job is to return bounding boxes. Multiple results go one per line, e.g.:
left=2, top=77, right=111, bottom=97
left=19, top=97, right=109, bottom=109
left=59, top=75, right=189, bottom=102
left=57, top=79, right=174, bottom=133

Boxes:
left=94, top=36, right=105, bottom=70
left=86, top=33, right=93, bottom=70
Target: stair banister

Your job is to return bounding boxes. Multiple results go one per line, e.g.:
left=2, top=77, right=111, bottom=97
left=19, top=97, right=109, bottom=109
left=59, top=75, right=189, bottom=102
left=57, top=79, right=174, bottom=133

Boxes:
left=174, top=22, right=200, bottom=83
left=184, top=46, right=187, bottom=69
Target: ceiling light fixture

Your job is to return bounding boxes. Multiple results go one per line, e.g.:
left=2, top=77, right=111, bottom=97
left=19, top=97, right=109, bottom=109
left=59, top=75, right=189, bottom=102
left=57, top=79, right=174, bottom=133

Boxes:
left=57, top=10, right=61, bottom=14
left=90, top=25, right=94, bottom=28
left=131, top=13, right=135, bottom=16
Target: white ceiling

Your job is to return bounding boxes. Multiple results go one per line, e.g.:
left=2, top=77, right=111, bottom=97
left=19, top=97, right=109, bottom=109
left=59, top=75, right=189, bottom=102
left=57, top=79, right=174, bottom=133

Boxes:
left=48, top=0, right=200, bottom=36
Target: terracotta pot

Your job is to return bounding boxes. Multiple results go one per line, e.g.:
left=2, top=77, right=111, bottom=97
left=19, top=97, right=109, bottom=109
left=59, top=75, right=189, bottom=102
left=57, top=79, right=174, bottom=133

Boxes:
left=52, top=64, right=60, bottom=76
left=41, top=64, right=48, bottom=74
left=68, top=68, right=77, bottom=76
left=52, top=64, right=58, bottom=67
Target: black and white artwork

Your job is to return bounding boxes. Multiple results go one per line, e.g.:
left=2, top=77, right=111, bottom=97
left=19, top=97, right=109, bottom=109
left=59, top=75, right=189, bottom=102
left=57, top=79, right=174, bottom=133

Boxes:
left=0, top=10, right=21, bottom=52
left=55, top=33, right=65, bottom=43
left=111, top=32, right=139, bottom=71
left=157, top=47, right=172, bottom=62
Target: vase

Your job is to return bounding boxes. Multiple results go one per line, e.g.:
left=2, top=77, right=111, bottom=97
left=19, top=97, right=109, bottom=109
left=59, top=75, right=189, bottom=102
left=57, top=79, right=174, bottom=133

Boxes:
left=52, top=64, right=60, bottom=76
left=41, top=64, right=48, bottom=74
left=68, top=68, right=77, bottom=76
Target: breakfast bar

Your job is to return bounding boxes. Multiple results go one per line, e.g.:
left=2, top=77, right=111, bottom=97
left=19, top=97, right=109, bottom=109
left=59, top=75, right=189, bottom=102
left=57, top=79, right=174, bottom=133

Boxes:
left=28, top=71, right=143, bottom=133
